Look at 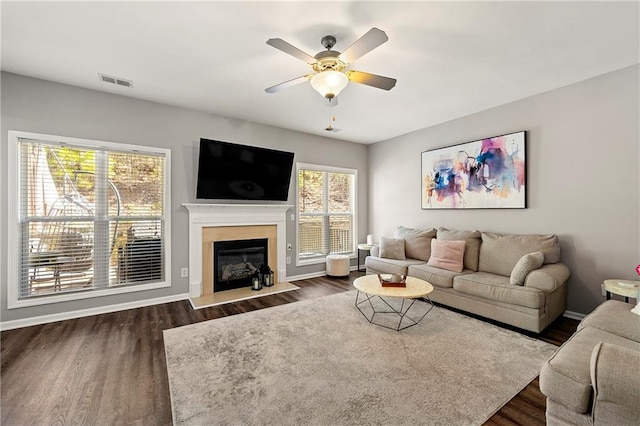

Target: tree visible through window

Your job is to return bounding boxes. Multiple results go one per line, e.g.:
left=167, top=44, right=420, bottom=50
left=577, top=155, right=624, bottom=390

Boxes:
left=297, top=164, right=356, bottom=262
left=11, top=132, right=170, bottom=303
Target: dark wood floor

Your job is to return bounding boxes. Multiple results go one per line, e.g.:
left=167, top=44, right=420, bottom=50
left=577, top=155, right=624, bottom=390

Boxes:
left=1, top=271, right=578, bottom=425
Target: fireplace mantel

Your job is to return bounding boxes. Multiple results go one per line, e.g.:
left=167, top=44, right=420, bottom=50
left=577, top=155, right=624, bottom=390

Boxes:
left=183, top=203, right=292, bottom=297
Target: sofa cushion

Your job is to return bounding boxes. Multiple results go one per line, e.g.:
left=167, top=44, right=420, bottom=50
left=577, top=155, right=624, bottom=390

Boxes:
left=539, top=326, right=640, bottom=414
left=427, top=239, right=465, bottom=272
left=408, top=264, right=473, bottom=289
left=510, top=251, right=544, bottom=285
left=438, top=228, right=481, bottom=271
left=365, top=256, right=425, bottom=276
left=394, top=226, right=436, bottom=262
left=479, top=232, right=561, bottom=276
left=379, top=237, right=406, bottom=260
left=578, top=300, right=640, bottom=342
left=452, top=272, right=545, bottom=309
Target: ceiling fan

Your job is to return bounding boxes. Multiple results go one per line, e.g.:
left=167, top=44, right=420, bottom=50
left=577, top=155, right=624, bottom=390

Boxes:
left=265, top=28, right=397, bottom=100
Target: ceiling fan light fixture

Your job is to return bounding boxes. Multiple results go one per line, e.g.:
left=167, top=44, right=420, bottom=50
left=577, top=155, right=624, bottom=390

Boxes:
left=310, top=70, right=348, bottom=99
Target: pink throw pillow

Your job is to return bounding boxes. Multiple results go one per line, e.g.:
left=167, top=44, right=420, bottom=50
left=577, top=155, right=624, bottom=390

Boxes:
left=427, top=239, right=466, bottom=272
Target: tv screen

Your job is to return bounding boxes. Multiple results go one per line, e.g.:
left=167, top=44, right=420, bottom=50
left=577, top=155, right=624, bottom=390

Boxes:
left=196, top=139, right=295, bottom=201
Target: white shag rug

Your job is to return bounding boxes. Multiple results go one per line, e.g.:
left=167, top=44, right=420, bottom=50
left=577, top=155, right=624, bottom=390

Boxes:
left=164, top=291, right=556, bottom=425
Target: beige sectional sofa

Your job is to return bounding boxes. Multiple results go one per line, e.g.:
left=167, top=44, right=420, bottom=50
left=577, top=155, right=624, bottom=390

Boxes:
left=365, top=226, right=571, bottom=332
left=540, top=300, right=640, bottom=425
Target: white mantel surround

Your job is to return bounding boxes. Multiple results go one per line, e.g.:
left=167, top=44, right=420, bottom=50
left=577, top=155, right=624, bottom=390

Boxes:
left=183, top=203, right=292, bottom=298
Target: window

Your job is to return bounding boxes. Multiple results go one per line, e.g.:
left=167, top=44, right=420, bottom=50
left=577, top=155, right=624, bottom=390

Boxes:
left=7, top=131, right=171, bottom=308
left=296, top=163, right=356, bottom=265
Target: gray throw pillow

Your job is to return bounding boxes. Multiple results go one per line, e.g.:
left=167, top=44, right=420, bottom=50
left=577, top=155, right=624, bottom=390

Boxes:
left=379, top=237, right=406, bottom=260
left=394, top=226, right=437, bottom=261
left=510, top=251, right=544, bottom=285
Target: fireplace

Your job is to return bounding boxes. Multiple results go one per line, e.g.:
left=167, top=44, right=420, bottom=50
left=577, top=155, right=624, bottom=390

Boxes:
left=183, top=204, right=291, bottom=298
left=214, top=238, right=268, bottom=292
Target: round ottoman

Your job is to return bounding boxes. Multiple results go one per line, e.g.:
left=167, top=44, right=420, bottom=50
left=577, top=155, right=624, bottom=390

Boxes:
left=326, top=254, right=350, bottom=277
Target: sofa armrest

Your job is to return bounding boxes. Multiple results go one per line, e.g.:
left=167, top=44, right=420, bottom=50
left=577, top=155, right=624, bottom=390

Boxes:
left=370, top=245, right=380, bottom=257
left=590, top=342, right=640, bottom=425
left=524, top=263, right=571, bottom=292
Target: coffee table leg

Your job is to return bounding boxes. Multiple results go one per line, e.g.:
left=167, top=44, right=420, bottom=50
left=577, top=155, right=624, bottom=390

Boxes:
left=354, top=292, right=434, bottom=331
left=407, top=296, right=434, bottom=328
left=354, top=290, right=376, bottom=324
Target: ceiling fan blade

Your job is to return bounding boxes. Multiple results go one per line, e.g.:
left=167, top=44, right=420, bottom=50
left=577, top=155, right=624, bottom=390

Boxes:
left=265, top=75, right=313, bottom=94
left=339, top=28, right=389, bottom=64
left=346, top=70, right=397, bottom=91
left=266, top=38, right=317, bottom=64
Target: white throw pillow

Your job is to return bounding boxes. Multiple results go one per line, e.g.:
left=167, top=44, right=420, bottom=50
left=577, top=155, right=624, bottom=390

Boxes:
left=379, top=237, right=406, bottom=260
left=631, top=298, right=640, bottom=316
left=510, top=251, right=544, bottom=285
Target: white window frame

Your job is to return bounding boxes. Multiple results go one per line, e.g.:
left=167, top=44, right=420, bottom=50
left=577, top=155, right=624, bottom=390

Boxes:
left=295, top=162, right=357, bottom=266
left=7, top=130, right=172, bottom=309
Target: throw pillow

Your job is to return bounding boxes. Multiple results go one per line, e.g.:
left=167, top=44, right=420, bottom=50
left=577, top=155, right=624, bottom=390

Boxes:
left=427, top=239, right=465, bottom=273
left=379, top=237, right=406, bottom=260
left=438, top=228, right=482, bottom=271
left=394, top=226, right=437, bottom=261
left=632, top=299, right=640, bottom=316
left=510, top=251, right=544, bottom=285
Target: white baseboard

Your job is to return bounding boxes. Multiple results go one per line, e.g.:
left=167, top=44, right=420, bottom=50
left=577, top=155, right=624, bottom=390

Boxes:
left=0, top=293, right=190, bottom=331
left=287, top=271, right=328, bottom=282
left=563, top=310, right=586, bottom=321
left=189, top=281, right=202, bottom=298
left=287, top=266, right=358, bottom=283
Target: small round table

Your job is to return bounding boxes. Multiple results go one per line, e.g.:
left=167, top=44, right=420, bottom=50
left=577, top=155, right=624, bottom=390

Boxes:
left=353, top=275, right=434, bottom=331
left=357, top=243, right=373, bottom=272
left=602, top=279, right=639, bottom=303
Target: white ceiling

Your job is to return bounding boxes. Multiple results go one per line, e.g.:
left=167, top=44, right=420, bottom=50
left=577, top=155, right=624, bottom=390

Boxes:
left=2, top=1, right=638, bottom=144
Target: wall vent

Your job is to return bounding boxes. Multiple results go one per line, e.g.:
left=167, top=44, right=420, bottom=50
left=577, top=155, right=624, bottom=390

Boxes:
left=99, top=73, right=133, bottom=88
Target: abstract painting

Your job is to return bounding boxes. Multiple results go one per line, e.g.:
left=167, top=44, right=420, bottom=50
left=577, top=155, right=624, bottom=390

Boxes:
left=421, top=131, right=526, bottom=209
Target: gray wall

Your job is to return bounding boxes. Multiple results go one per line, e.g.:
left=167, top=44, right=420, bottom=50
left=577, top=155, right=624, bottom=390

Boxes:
left=0, top=72, right=368, bottom=323
left=369, top=65, right=639, bottom=315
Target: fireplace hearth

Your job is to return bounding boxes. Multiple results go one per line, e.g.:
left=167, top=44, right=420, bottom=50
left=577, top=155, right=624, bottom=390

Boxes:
left=214, top=238, right=268, bottom=292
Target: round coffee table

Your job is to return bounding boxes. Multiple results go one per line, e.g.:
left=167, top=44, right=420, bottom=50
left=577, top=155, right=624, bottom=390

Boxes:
left=353, top=274, right=434, bottom=331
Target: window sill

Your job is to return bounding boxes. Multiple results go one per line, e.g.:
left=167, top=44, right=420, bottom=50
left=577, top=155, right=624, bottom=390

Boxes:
left=296, top=253, right=356, bottom=267
left=8, top=280, right=171, bottom=309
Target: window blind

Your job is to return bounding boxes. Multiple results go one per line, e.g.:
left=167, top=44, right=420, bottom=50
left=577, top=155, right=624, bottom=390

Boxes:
left=297, top=164, right=356, bottom=262
left=18, top=138, right=167, bottom=298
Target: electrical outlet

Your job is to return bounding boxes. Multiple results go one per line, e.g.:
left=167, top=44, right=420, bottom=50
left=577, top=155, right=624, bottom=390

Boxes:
left=287, top=243, right=292, bottom=251
left=181, top=267, right=188, bottom=278
left=286, top=256, right=291, bottom=265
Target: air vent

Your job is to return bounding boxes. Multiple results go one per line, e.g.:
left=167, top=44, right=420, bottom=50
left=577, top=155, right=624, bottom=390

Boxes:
left=98, top=73, right=133, bottom=88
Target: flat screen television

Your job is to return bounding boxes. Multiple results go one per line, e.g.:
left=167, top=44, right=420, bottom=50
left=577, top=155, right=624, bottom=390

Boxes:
left=196, top=138, right=295, bottom=201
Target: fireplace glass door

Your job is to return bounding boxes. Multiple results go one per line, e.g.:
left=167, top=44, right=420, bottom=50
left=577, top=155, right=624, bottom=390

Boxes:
left=213, top=238, right=268, bottom=292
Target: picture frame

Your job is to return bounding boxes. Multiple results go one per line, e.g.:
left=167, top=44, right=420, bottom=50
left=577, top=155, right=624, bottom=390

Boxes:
left=421, top=131, right=526, bottom=209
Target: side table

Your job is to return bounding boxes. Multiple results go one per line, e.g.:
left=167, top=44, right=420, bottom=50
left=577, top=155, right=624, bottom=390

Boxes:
left=357, top=243, right=373, bottom=272
left=602, top=279, right=640, bottom=303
